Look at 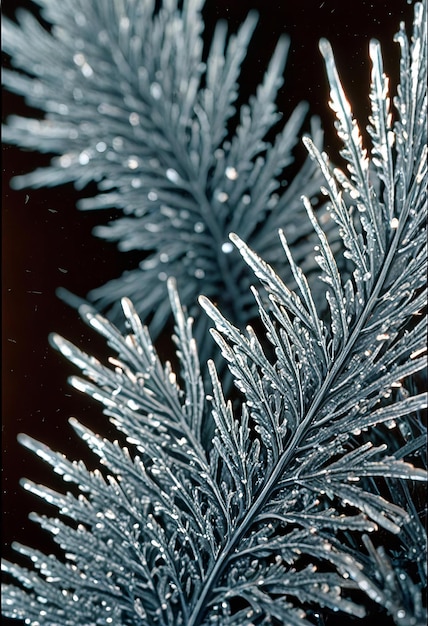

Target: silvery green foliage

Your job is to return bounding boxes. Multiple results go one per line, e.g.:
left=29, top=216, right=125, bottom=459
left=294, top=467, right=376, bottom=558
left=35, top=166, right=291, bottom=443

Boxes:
left=2, top=0, right=324, bottom=352
left=2, top=280, right=426, bottom=625
left=2, top=4, right=427, bottom=623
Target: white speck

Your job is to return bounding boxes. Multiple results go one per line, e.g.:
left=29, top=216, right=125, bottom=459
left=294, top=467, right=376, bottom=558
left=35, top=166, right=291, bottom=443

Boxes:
left=96, top=141, right=107, bottom=153
left=195, top=268, right=205, bottom=279
left=390, top=217, right=399, bottom=229
left=78, top=151, right=90, bottom=165
left=127, top=156, right=139, bottom=170
left=120, top=16, right=130, bottom=30
left=242, top=194, right=251, bottom=205
left=148, top=191, right=158, bottom=201
left=127, top=399, right=140, bottom=410
left=166, top=168, right=180, bottom=183
left=131, top=178, right=142, bottom=189
left=225, top=166, right=238, bottom=180
left=363, top=271, right=372, bottom=281
left=59, top=154, right=73, bottom=168
left=73, top=53, right=86, bottom=67
left=129, top=112, right=140, bottom=126
left=150, top=82, right=162, bottom=100
left=216, top=191, right=229, bottom=203
left=221, top=242, right=233, bottom=254
left=160, top=253, right=169, bottom=263
left=81, top=63, right=94, bottom=78
left=376, top=333, right=390, bottom=341
left=194, top=221, right=205, bottom=233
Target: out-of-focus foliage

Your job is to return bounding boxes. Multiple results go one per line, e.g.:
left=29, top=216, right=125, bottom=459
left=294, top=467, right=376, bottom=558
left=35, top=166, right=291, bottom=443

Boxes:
left=2, top=0, right=325, bottom=357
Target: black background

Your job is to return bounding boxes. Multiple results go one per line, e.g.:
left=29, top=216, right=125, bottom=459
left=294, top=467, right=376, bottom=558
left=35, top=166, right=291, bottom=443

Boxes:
left=2, top=1, right=416, bottom=623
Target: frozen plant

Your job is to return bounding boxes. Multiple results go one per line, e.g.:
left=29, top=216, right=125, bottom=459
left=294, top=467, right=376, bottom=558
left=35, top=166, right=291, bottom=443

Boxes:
left=2, top=0, right=325, bottom=358
left=2, top=2, right=427, bottom=624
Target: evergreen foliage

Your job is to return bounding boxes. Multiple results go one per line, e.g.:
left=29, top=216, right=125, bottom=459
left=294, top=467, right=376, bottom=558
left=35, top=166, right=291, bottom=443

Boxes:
left=2, top=1, right=427, bottom=624
left=2, top=0, right=325, bottom=356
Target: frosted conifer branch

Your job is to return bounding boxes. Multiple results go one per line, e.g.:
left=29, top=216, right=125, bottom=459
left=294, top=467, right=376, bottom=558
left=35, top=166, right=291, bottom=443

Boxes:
left=2, top=2, right=427, bottom=625
left=2, top=0, right=324, bottom=355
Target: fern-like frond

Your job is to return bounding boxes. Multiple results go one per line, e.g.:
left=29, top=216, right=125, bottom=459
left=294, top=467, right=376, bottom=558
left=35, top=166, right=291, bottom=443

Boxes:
left=2, top=3, right=427, bottom=625
left=2, top=0, right=323, bottom=353
left=3, top=275, right=425, bottom=623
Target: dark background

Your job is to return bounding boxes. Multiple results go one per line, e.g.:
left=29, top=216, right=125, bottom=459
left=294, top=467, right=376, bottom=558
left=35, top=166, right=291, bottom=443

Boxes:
left=2, top=1, right=416, bottom=623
